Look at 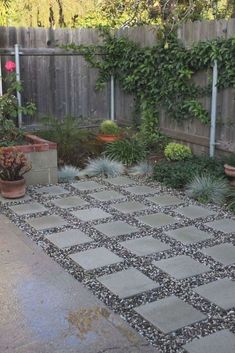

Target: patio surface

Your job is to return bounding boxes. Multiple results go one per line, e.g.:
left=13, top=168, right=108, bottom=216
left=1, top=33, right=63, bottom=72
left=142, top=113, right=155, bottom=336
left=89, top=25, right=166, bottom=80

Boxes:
left=0, top=176, right=235, bottom=353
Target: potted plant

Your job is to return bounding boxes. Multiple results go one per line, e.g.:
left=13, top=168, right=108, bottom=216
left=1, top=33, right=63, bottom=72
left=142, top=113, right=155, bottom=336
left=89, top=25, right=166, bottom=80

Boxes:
left=97, top=120, right=121, bottom=143
left=224, top=154, right=235, bottom=185
left=0, top=148, right=32, bottom=199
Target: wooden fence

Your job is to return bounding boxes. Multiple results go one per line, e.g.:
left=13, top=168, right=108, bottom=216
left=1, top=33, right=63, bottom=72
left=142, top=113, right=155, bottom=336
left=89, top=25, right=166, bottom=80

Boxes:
left=0, top=21, right=235, bottom=154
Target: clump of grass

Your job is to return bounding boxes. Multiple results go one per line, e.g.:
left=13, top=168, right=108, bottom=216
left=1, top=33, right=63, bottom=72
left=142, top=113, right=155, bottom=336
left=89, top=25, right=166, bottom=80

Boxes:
left=186, top=174, right=229, bottom=204
left=58, top=165, right=80, bottom=182
left=81, top=157, right=124, bottom=177
left=129, top=161, right=153, bottom=177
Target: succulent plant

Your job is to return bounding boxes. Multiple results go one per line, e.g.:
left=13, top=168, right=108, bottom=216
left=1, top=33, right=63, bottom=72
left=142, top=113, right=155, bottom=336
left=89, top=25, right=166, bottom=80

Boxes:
left=129, top=161, right=153, bottom=176
left=58, top=165, right=80, bottom=182
left=81, top=157, right=124, bottom=177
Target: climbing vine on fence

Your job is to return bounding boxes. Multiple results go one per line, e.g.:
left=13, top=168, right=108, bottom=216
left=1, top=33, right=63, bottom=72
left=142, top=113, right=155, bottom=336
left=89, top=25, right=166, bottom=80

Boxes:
left=63, top=28, right=235, bottom=135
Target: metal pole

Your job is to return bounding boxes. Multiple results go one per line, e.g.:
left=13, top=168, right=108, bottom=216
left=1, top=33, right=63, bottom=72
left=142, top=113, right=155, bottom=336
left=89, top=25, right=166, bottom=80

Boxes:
left=110, top=75, right=115, bottom=121
left=0, top=56, right=3, bottom=96
left=14, top=44, right=23, bottom=127
left=209, top=60, right=218, bottom=158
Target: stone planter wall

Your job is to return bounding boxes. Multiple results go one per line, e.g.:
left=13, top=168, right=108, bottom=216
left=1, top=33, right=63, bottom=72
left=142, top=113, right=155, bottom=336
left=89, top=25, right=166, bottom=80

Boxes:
left=2, top=134, right=58, bottom=185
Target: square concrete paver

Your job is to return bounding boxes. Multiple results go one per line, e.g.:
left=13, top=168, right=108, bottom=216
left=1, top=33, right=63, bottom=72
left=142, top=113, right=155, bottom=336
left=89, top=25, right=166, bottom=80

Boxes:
left=0, top=194, right=31, bottom=204
left=135, top=295, right=206, bottom=333
left=194, top=278, right=235, bottom=310
left=166, top=226, right=212, bottom=245
left=9, top=202, right=47, bottom=215
left=52, top=196, right=88, bottom=209
left=45, top=229, right=92, bottom=249
left=153, top=255, right=210, bottom=279
left=113, top=201, right=148, bottom=214
left=200, top=243, right=235, bottom=265
left=106, top=176, right=135, bottom=186
left=183, top=329, right=235, bottom=353
left=206, top=218, right=235, bottom=234
left=124, top=186, right=158, bottom=195
left=120, top=236, right=171, bottom=256
left=26, top=215, right=67, bottom=230
left=72, top=208, right=112, bottom=222
left=36, top=185, right=69, bottom=196
left=176, top=205, right=216, bottom=219
left=91, top=190, right=124, bottom=202
left=94, top=221, right=139, bottom=237
left=147, top=194, right=183, bottom=206
left=71, top=181, right=103, bottom=191
left=69, top=247, right=122, bottom=270
left=137, top=213, right=176, bottom=228
left=98, top=267, right=158, bottom=298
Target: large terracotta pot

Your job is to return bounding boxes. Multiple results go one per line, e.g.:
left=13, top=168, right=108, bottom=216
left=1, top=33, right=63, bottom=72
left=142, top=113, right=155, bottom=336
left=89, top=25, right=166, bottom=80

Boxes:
left=97, top=134, right=121, bottom=143
left=0, top=178, right=26, bottom=199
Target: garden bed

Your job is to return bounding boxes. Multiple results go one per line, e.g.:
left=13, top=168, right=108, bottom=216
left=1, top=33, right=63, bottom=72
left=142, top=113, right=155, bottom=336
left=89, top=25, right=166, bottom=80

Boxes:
left=1, top=134, right=58, bottom=185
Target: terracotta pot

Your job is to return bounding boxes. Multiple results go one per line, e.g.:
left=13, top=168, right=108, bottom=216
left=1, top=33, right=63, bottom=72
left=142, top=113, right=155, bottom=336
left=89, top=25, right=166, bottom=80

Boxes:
left=224, top=164, right=235, bottom=178
left=0, top=178, right=26, bottom=199
left=97, top=134, right=121, bottom=143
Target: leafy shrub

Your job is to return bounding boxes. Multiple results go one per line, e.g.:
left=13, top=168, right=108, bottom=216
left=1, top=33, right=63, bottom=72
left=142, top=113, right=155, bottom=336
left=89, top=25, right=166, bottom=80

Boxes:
left=225, top=154, right=235, bottom=167
left=39, top=115, right=95, bottom=166
left=81, top=157, right=124, bottom=177
left=164, top=142, right=192, bottom=161
left=129, top=161, right=153, bottom=177
left=153, top=156, right=225, bottom=189
left=100, top=120, right=120, bottom=135
left=58, top=165, right=80, bottom=183
left=186, top=175, right=229, bottom=204
left=104, top=138, right=147, bottom=166
left=0, top=118, right=24, bottom=147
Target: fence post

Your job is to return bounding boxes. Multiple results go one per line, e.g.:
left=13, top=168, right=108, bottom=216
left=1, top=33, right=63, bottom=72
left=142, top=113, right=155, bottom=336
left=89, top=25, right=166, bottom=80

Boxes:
left=209, top=60, right=218, bottom=158
left=14, top=44, right=23, bottom=128
left=110, top=75, right=115, bottom=121
left=0, top=56, right=3, bottom=96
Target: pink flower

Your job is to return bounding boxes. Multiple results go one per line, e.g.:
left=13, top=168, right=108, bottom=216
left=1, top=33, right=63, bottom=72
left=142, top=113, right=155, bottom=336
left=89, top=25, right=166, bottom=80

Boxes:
left=5, top=60, right=16, bottom=72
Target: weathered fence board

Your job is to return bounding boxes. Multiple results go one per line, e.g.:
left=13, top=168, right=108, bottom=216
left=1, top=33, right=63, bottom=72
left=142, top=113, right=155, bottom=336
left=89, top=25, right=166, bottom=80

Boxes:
left=0, top=21, right=235, bottom=154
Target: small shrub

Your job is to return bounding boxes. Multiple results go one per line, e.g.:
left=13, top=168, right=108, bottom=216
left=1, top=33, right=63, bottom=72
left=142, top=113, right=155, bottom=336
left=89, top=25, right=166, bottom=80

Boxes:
left=164, top=142, right=192, bottom=161
left=58, top=165, right=80, bottom=182
left=129, top=161, right=153, bottom=177
left=82, top=157, right=124, bottom=177
left=186, top=175, right=229, bottom=204
left=227, top=188, right=235, bottom=213
left=104, top=138, right=147, bottom=166
left=225, top=154, right=235, bottom=167
left=100, top=120, right=120, bottom=135
left=153, top=156, right=225, bottom=189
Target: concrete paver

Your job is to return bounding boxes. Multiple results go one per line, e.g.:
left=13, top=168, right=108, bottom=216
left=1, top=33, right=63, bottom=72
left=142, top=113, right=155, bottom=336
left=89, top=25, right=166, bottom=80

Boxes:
left=147, top=194, right=183, bottom=206
left=71, top=180, right=103, bottom=191
left=69, top=247, right=123, bottom=270
left=99, top=268, right=158, bottom=298
left=200, top=243, right=235, bottom=265
left=166, top=226, right=212, bottom=244
left=94, top=220, right=139, bottom=237
left=206, top=218, right=235, bottom=234
left=0, top=215, right=159, bottom=353
left=72, top=207, right=112, bottom=222
left=176, top=205, right=216, bottom=219
left=9, top=202, right=47, bottom=215
left=36, top=185, right=69, bottom=195
left=26, top=215, right=68, bottom=230
left=52, top=195, right=88, bottom=208
left=125, top=186, right=158, bottom=195
left=91, top=190, right=124, bottom=201
left=45, top=229, right=92, bottom=249
left=135, top=296, right=206, bottom=333
left=120, top=236, right=171, bottom=256
left=153, top=255, right=210, bottom=279
left=138, top=213, right=176, bottom=228
left=183, top=330, right=235, bottom=353
left=194, top=278, right=235, bottom=310
left=106, top=176, right=136, bottom=186
left=113, top=200, right=148, bottom=214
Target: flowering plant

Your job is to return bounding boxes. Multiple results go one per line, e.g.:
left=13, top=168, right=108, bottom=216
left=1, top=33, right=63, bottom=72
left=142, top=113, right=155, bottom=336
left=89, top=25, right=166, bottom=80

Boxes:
left=0, top=60, right=36, bottom=120
left=0, top=148, right=32, bottom=181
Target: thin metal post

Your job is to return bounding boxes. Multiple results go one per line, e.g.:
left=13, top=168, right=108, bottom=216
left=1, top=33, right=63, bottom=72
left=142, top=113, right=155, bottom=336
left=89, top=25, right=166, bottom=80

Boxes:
left=110, top=75, right=115, bottom=121
left=209, top=60, right=218, bottom=158
left=0, top=56, right=3, bottom=96
left=14, top=44, right=23, bottom=127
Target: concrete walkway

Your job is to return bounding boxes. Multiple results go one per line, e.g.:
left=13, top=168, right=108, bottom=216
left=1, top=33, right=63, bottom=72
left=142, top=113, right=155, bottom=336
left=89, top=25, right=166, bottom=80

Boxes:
left=0, top=215, right=158, bottom=353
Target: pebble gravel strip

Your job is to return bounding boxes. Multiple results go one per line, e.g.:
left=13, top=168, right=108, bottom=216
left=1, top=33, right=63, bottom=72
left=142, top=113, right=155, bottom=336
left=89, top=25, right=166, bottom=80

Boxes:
left=0, top=176, right=235, bottom=353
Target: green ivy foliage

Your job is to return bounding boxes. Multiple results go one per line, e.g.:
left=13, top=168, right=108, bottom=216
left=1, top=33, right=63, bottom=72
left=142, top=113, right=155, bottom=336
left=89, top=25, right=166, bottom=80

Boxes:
left=64, top=30, right=235, bottom=130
